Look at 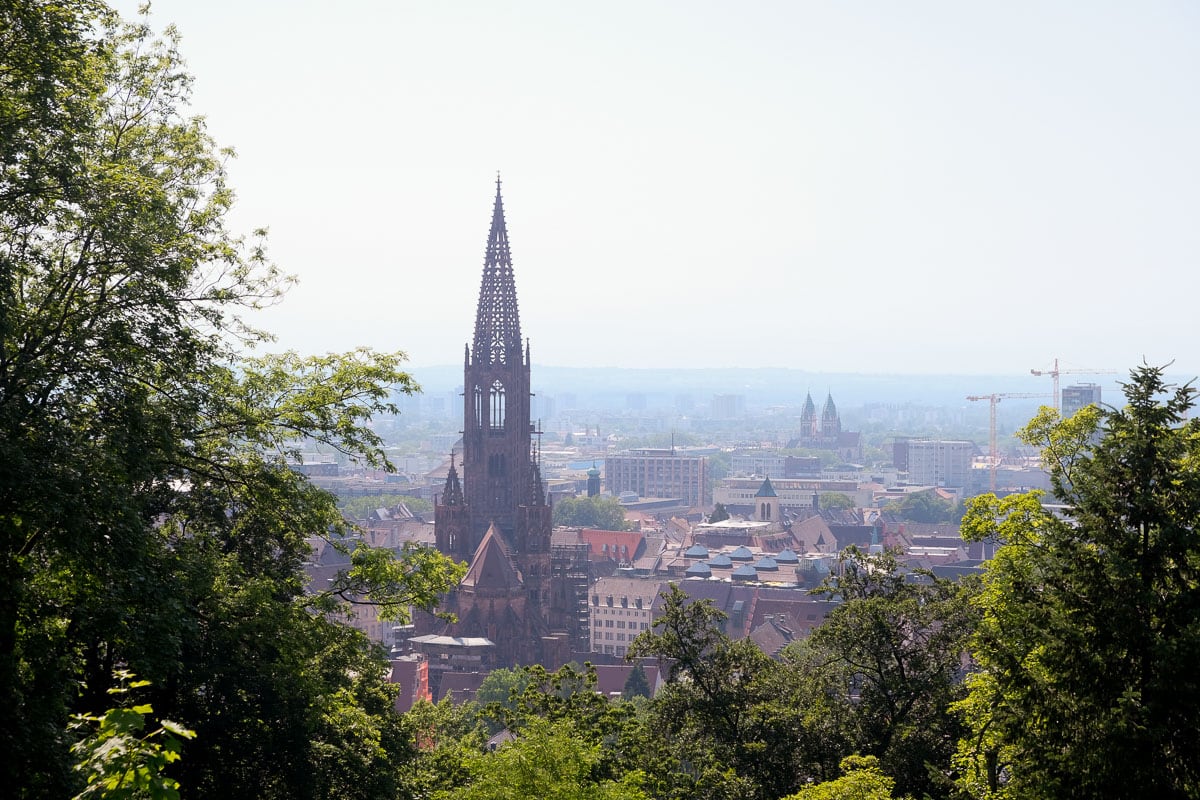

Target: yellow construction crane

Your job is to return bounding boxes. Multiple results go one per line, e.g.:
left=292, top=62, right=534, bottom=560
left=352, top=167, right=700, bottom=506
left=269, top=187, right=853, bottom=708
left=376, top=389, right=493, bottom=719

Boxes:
left=966, top=392, right=1051, bottom=491
left=1030, top=357, right=1117, bottom=412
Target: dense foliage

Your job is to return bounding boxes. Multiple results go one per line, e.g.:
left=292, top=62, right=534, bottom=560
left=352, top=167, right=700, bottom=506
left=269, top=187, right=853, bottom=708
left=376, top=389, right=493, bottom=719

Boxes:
left=340, top=493, right=433, bottom=520
left=0, top=4, right=461, bottom=796
left=553, top=495, right=630, bottom=531
left=957, top=365, right=1200, bottom=799
left=411, top=569, right=976, bottom=800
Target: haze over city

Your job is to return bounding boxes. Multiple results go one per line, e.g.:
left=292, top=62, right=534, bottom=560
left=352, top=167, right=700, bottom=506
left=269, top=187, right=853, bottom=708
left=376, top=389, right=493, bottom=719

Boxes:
left=116, top=0, right=1199, bottom=375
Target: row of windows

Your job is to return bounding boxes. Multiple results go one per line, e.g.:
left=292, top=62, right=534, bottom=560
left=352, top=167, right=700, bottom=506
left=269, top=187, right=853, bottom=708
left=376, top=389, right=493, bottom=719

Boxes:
left=593, top=631, right=636, bottom=641
left=594, top=606, right=647, bottom=616
left=593, top=620, right=650, bottom=631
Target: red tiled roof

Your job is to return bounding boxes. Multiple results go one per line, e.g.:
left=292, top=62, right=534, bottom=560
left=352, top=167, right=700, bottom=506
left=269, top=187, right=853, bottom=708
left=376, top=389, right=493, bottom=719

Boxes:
left=580, top=529, right=645, bottom=561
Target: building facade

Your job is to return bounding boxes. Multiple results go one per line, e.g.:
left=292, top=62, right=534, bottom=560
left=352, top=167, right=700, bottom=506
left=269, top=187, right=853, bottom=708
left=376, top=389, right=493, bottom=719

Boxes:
left=893, top=439, right=977, bottom=488
left=714, top=476, right=861, bottom=511
left=604, top=448, right=709, bottom=506
left=1061, top=383, right=1102, bottom=418
left=589, top=577, right=660, bottom=658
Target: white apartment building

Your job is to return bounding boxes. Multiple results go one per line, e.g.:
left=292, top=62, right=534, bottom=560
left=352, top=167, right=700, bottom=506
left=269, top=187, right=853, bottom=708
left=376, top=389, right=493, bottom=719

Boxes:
left=589, top=577, right=662, bottom=658
left=895, top=439, right=977, bottom=489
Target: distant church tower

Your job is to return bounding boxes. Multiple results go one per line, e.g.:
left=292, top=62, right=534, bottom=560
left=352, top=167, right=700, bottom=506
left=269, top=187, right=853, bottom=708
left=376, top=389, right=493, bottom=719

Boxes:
left=429, top=177, right=557, bottom=668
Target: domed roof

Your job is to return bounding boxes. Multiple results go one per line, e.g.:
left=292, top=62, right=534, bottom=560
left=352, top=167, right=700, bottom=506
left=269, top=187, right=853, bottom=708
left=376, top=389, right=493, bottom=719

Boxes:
left=586, top=465, right=601, bottom=477
left=731, top=564, right=758, bottom=581
left=685, top=562, right=712, bottom=577
left=754, top=556, right=779, bottom=571
left=774, top=548, right=799, bottom=564
left=708, top=553, right=733, bottom=568
left=729, top=546, right=754, bottom=561
left=685, top=544, right=710, bottom=559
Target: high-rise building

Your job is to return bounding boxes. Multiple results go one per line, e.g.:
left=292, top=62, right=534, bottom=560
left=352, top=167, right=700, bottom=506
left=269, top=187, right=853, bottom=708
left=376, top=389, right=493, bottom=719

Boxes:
left=423, top=179, right=581, bottom=670
left=711, top=394, right=745, bottom=419
left=604, top=448, right=709, bottom=506
left=1061, top=383, right=1102, bottom=418
left=894, top=439, right=977, bottom=489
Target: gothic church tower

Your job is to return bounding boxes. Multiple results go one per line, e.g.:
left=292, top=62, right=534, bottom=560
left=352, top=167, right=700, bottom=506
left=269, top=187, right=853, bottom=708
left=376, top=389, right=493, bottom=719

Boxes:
left=430, top=178, right=555, bottom=667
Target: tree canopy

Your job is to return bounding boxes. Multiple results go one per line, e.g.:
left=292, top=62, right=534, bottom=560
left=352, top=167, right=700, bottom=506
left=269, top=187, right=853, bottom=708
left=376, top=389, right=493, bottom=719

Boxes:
left=0, top=5, right=461, bottom=796
left=818, top=492, right=855, bottom=511
left=884, top=490, right=959, bottom=523
left=957, top=365, right=1200, bottom=799
left=553, top=495, right=630, bottom=531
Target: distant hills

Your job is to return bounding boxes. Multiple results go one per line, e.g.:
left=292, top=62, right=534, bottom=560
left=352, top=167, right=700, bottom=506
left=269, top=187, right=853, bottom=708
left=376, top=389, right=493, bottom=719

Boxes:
left=406, top=364, right=1134, bottom=410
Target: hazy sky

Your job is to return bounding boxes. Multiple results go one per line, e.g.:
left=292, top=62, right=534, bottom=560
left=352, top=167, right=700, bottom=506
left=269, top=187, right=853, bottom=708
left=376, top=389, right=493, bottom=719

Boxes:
left=114, top=1, right=1199, bottom=376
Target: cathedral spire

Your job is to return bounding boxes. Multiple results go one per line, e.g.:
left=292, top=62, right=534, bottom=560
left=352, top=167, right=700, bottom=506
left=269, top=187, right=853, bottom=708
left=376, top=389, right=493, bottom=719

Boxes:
left=442, top=451, right=465, bottom=506
left=473, top=175, right=522, bottom=366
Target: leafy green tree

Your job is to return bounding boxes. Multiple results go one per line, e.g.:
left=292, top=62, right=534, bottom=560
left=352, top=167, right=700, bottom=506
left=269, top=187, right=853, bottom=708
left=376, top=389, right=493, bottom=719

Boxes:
left=70, top=672, right=196, bottom=800
left=400, top=697, right=488, bottom=799
left=622, top=664, right=651, bottom=700
left=553, top=495, right=629, bottom=530
left=956, top=365, right=1200, bottom=800
left=804, top=548, right=978, bottom=798
left=885, top=490, right=958, bottom=523
left=708, top=502, right=731, bottom=522
left=628, top=585, right=805, bottom=800
left=784, top=755, right=895, bottom=800
left=819, top=492, right=855, bottom=511
left=475, top=667, right=532, bottom=731
left=444, top=716, right=649, bottom=800
left=0, top=6, right=462, bottom=797
left=339, top=493, right=432, bottom=520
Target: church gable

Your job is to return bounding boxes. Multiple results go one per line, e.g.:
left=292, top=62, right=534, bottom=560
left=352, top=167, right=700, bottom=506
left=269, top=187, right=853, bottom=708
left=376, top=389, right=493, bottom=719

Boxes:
left=461, top=524, right=524, bottom=592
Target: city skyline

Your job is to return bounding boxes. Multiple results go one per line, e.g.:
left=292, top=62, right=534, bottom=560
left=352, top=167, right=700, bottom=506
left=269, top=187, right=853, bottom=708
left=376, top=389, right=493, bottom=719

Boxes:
left=116, top=1, right=1200, bottom=375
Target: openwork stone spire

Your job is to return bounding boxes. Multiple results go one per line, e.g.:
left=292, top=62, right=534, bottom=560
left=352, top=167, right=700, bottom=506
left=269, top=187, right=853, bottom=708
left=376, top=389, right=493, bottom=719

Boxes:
left=442, top=452, right=465, bottom=506
left=473, top=175, right=522, bottom=366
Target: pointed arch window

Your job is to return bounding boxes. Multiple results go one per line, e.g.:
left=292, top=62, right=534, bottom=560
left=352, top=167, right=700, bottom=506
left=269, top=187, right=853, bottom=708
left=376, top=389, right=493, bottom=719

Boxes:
left=490, top=380, right=506, bottom=430
left=473, top=385, right=484, bottom=428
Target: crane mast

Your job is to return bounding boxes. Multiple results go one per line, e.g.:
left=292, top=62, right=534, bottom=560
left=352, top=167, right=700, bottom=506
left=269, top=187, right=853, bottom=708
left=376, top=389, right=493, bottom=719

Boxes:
left=966, top=392, right=1051, bottom=492
left=1030, top=357, right=1117, bottom=412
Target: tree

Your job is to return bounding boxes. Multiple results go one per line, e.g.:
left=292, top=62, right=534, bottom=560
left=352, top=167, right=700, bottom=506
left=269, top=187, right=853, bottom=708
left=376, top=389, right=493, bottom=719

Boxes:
left=803, top=548, right=978, bottom=799
left=708, top=502, right=731, bottom=523
left=956, top=365, right=1200, bottom=799
left=622, top=664, right=651, bottom=700
left=819, top=492, right=855, bottom=511
left=707, top=450, right=732, bottom=496
left=0, top=7, right=462, bottom=796
left=885, top=490, right=958, bottom=523
left=553, top=495, right=629, bottom=531
left=784, top=755, right=896, bottom=800
left=338, top=493, right=433, bottom=520
left=628, top=585, right=806, bottom=800
left=444, top=717, right=649, bottom=800
left=70, top=672, right=196, bottom=800
left=476, top=667, right=532, bottom=731
left=400, top=697, right=488, bottom=799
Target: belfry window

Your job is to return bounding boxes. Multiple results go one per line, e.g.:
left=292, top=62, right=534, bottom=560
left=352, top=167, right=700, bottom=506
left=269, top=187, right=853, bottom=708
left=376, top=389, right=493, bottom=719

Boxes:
left=490, top=380, right=505, bottom=429
left=473, top=385, right=483, bottom=428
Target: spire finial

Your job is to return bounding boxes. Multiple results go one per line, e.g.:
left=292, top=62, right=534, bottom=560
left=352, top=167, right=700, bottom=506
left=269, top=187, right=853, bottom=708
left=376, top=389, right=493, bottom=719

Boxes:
left=474, top=175, right=520, bottom=365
